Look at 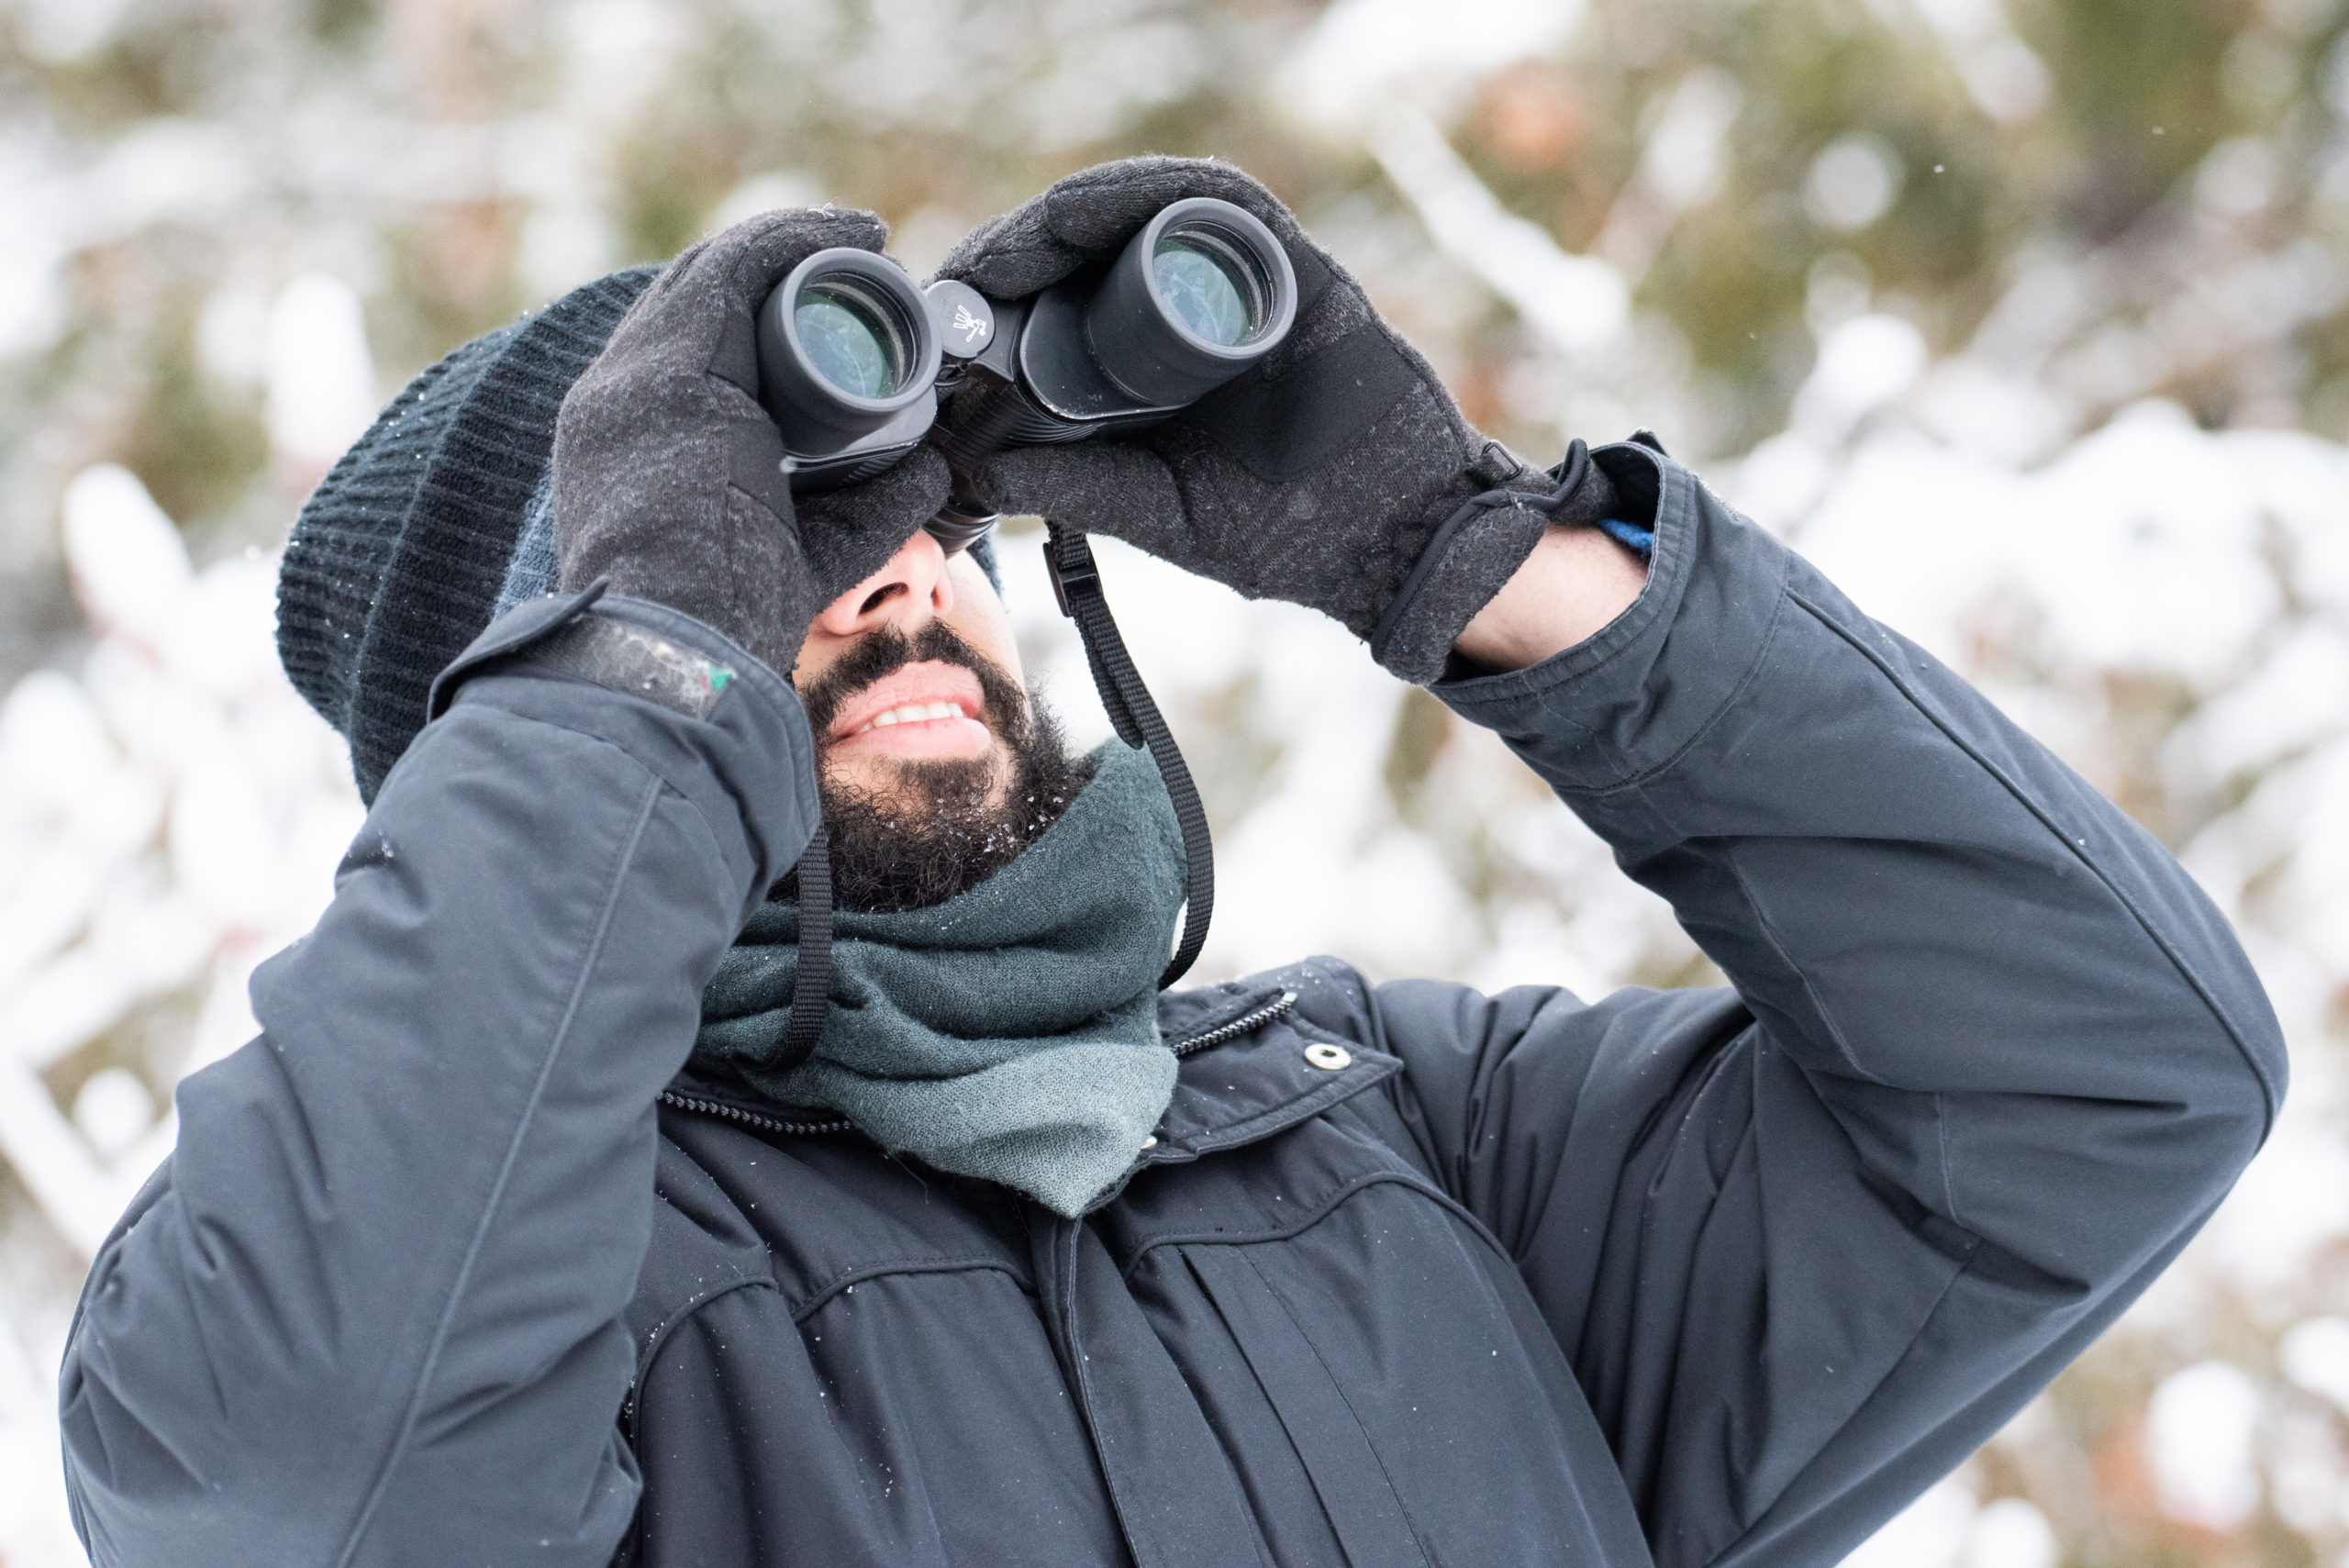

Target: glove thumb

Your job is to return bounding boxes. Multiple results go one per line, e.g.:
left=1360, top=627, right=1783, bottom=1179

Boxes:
left=975, top=443, right=1180, bottom=543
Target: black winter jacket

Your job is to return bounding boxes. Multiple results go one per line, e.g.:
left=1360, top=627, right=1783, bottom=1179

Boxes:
left=59, top=445, right=2284, bottom=1568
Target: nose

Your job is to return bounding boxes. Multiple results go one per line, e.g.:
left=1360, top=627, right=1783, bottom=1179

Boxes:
left=811, top=528, right=955, bottom=639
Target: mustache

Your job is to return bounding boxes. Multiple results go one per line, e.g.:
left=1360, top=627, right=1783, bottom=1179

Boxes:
left=783, top=621, right=1086, bottom=913
left=797, top=620, right=1031, bottom=748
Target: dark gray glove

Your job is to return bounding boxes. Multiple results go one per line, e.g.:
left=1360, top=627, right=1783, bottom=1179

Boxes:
left=555, top=206, right=950, bottom=676
left=936, top=156, right=1619, bottom=683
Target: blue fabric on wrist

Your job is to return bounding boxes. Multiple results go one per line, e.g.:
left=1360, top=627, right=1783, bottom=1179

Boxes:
left=1598, top=517, right=1655, bottom=558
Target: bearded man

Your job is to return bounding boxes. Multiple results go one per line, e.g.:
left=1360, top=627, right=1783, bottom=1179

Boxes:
left=59, top=160, right=2282, bottom=1568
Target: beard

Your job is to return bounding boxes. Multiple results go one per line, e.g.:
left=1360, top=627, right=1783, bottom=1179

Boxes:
left=795, top=619, right=1090, bottom=914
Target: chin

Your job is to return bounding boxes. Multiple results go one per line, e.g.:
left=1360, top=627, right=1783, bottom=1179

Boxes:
left=824, top=748, right=1011, bottom=810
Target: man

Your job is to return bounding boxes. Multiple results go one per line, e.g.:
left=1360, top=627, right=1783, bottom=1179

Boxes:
left=59, top=159, right=2281, bottom=1568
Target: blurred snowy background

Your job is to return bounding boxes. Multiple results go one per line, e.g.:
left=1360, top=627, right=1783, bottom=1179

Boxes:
left=3, top=0, right=2347, bottom=1562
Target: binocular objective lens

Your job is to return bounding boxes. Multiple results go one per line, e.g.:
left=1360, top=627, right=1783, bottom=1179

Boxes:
left=1151, top=230, right=1262, bottom=349
left=796, top=282, right=905, bottom=399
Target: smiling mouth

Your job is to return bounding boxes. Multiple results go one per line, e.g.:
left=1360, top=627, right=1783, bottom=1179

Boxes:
left=852, top=699, right=972, bottom=735
left=821, top=660, right=996, bottom=760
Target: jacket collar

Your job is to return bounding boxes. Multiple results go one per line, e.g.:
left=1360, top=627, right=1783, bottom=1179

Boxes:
left=663, top=973, right=1399, bottom=1187
left=1083, top=978, right=1401, bottom=1211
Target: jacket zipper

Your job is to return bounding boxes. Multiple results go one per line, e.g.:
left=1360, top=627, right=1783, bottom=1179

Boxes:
left=658, top=990, right=1298, bottom=1136
left=1167, top=989, right=1297, bottom=1057
left=654, top=1089, right=852, bottom=1138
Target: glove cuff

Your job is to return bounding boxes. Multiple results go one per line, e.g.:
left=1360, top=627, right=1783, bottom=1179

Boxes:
left=1369, top=440, right=1623, bottom=684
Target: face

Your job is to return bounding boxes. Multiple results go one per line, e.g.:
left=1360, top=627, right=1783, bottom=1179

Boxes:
left=792, top=530, right=1085, bottom=912
left=795, top=530, right=1027, bottom=804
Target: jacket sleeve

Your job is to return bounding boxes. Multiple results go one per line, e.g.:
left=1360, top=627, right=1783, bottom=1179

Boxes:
left=57, top=592, right=818, bottom=1568
left=1367, top=443, right=2286, bottom=1568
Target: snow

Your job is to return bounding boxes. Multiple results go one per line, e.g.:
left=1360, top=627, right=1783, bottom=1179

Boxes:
left=71, top=1068, right=155, bottom=1159
left=1368, top=104, right=1631, bottom=358
left=61, top=465, right=191, bottom=643
left=13, top=0, right=139, bottom=62
left=266, top=275, right=380, bottom=473
left=1842, top=1475, right=1978, bottom=1568
left=1961, top=1499, right=2059, bottom=1568
left=1752, top=398, right=2324, bottom=685
left=2280, top=1317, right=2349, bottom=1416
left=1275, top=0, right=1586, bottom=131
left=2199, top=1107, right=2349, bottom=1299
left=1796, top=313, right=1929, bottom=428
left=1806, top=135, right=1906, bottom=232
left=0, top=462, right=361, bottom=1254
left=1901, top=0, right=2051, bottom=122
left=2147, top=1361, right=2266, bottom=1531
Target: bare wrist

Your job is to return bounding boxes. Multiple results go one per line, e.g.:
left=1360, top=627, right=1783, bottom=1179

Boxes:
left=1451, top=524, right=1649, bottom=673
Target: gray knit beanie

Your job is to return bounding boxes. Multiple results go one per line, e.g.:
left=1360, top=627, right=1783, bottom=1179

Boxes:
left=276, top=267, right=659, bottom=802
left=279, top=262, right=1001, bottom=805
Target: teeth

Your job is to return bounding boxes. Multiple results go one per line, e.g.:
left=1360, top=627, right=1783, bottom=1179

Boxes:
left=856, top=701, right=968, bottom=735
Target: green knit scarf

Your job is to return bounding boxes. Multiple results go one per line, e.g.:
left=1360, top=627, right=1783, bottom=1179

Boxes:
left=694, top=740, right=1186, bottom=1217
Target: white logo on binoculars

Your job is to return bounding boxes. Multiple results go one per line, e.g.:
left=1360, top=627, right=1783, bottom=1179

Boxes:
left=951, top=304, right=990, bottom=345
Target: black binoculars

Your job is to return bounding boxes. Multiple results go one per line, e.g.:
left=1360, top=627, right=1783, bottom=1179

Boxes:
left=754, top=197, right=1297, bottom=549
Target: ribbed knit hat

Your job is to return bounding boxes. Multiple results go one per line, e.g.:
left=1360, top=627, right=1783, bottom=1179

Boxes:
left=280, top=261, right=1003, bottom=805
left=276, top=266, right=658, bottom=803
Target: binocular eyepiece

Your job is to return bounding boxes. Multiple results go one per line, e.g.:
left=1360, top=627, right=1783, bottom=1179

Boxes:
left=755, top=197, right=1298, bottom=543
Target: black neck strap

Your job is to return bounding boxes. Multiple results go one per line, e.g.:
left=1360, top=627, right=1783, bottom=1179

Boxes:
left=1043, top=523, right=1214, bottom=990
left=780, top=823, right=832, bottom=1071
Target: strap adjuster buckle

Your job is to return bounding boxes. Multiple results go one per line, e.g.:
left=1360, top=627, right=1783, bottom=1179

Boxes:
left=1044, top=527, right=1102, bottom=619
